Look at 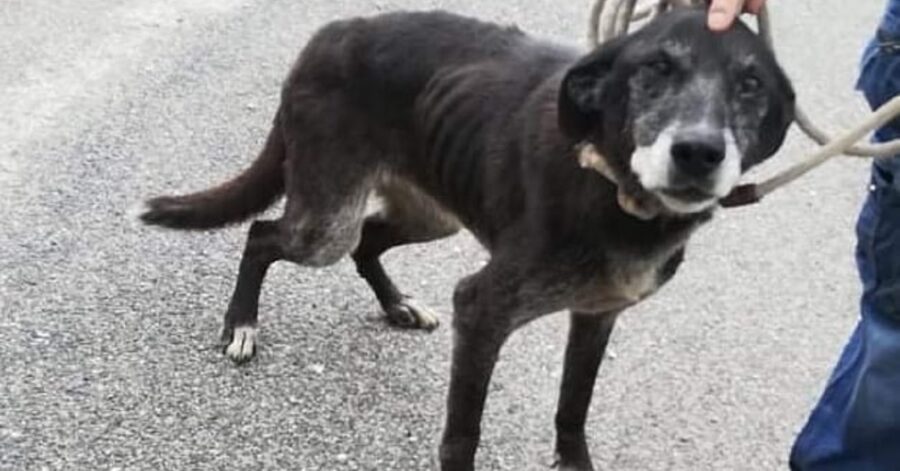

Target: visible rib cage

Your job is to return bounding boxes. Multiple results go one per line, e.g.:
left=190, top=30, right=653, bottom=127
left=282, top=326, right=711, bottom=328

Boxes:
left=417, top=68, right=490, bottom=228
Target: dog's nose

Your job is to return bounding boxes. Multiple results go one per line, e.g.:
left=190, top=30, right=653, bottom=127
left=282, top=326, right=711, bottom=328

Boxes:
left=670, top=136, right=726, bottom=178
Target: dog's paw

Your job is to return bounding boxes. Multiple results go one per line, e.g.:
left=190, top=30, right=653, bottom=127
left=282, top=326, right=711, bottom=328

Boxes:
left=222, top=325, right=257, bottom=364
left=384, top=298, right=440, bottom=331
left=553, top=437, right=595, bottom=471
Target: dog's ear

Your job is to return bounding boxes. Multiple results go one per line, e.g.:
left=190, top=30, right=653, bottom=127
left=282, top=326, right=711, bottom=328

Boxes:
left=558, top=36, right=629, bottom=141
left=754, top=64, right=796, bottom=163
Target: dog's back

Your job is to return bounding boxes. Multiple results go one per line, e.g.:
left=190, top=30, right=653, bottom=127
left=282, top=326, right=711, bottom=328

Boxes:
left=290, top=11, right=556, bottom=118
left=285, top=11, right=577, bottom=241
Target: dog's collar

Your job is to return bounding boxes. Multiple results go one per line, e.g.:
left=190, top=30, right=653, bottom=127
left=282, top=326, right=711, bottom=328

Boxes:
left=576, top=143, right=663, bottom=220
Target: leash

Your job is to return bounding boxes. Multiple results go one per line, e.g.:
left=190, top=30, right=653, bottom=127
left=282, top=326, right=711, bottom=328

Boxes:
left=584, top=0, right=900, bottom=210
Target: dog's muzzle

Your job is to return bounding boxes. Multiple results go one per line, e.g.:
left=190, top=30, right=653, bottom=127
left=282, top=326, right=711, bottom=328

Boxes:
left=631, top=124, right=741, bottom=214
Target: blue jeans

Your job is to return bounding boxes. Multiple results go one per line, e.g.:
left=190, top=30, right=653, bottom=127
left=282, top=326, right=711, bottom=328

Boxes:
left=789, top=17, right=900, bottom=471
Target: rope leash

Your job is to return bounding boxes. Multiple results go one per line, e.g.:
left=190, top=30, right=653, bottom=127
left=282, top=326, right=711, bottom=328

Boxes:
left=584, top=0, right=900, bottom=209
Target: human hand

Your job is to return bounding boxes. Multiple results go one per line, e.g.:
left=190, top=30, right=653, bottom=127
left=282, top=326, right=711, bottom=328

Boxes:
left=707, top=0, right=767, bottom=32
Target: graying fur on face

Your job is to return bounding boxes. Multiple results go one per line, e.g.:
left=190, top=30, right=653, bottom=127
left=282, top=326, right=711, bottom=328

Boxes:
left=623, top=42, right=776, bottom=212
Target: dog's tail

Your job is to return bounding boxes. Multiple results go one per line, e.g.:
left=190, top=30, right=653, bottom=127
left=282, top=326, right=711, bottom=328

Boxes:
left=140, top=113, right=286, bottom=230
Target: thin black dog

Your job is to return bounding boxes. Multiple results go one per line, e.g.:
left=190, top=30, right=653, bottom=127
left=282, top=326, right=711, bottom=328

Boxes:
left=141, top=8, right=794, bottom=470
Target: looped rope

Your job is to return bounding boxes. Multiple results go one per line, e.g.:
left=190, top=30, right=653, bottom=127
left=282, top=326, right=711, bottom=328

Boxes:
left=586, top=0, right=900, bottom=208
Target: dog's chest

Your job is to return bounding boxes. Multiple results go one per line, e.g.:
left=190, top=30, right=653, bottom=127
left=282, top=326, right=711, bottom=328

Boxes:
left=570, top=249, right=683, bottom=313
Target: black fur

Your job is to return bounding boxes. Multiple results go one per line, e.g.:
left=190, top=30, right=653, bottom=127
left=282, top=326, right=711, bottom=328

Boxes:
left=141, top=8, right=794, bottom=470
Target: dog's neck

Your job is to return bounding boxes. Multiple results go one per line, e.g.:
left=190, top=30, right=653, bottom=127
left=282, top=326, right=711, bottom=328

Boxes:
left=576, top=142, right=663, bottom=220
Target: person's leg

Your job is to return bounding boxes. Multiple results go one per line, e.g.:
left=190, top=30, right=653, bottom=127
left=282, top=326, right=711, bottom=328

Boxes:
left=789, top=25, right=900, bottom=471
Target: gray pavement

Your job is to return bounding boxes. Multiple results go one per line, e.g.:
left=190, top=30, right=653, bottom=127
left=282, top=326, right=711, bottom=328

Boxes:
left=0, top=0, right=886, bottom=469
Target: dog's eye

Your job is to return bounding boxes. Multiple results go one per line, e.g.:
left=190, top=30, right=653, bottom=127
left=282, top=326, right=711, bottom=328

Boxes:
left=738, top=75, right=762, bottom=97
left=645, top=57, right=674, bottom=76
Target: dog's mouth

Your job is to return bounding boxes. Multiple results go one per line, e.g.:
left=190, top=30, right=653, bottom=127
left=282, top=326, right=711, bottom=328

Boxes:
left=659, top=187, right=714, bottom=203
left=650, top=185, right=719, bottom=214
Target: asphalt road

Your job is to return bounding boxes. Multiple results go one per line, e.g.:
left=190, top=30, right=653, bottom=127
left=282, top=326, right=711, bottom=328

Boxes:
left=0, top=0, right=887, bottom=469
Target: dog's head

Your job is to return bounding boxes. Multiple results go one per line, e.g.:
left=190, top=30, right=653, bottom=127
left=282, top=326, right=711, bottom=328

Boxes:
left=559, top=8, right=794, bottom=214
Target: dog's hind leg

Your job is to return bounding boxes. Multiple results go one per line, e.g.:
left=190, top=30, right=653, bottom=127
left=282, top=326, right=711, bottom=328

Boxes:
left=221, top=194, right=370, bottom=363
left=219, top=160, right=371, bottom=363
left=221, top=200, right=369, bottom=363
left=554, top=311, right=619, bottom=471
left=221, top=220, right=283, bottom=363
left=351, top=180, right=461, bottom=330
left=352, top=219, right=443, bottom=330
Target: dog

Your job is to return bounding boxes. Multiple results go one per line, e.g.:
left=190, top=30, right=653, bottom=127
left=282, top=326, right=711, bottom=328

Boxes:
left=140, top=7, right=794, bottom=470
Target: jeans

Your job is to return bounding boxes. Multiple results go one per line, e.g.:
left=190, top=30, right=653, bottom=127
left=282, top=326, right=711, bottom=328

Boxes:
left=789, top=19, right=900, bottom=471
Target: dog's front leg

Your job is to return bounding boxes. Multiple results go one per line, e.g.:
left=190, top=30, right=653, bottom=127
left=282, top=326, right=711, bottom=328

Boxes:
left=439, top=266, right=520, bottom=471
left=554, top=311, right=619, bottom=471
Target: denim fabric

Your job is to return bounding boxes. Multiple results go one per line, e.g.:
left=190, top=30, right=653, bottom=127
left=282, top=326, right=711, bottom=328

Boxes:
left=789, top=3, right=900, bottom=469
left=864, top=21, right=900, bottom=176
left=881, top=0, right=900, bottom=38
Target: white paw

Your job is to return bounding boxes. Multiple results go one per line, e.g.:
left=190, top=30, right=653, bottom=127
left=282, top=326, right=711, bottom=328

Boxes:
left=404, top=299, right=440, bottom=330
left=386, top=298, right=440, bottom=330
left=224, top=326, right=257, bottom=363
